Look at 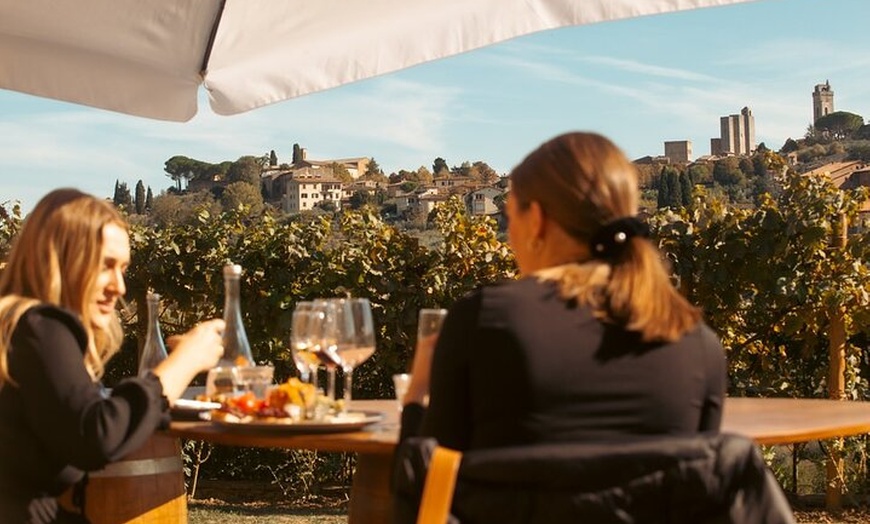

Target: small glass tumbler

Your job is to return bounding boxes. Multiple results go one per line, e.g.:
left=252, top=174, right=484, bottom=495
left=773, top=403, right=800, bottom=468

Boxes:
left=392, top=373, right=411, bottom=412
left=232, top=365, right=275, bottom=399
left=205, top=366, right=237, bottom=400
left=418, top=308, right=447, bottom=341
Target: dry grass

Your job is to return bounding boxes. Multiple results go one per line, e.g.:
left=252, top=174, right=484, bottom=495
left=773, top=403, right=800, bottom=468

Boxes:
left=188, top=480, right=870, bottom=524
left=188, top=480, right=347, bottom=524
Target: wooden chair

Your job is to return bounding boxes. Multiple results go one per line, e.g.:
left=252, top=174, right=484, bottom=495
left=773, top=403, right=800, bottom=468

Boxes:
left=416, top=446, right=463, bottom=524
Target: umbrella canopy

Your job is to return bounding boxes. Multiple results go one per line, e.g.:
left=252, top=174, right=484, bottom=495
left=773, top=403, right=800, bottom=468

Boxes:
left=0, top=0, right=755, bottom=122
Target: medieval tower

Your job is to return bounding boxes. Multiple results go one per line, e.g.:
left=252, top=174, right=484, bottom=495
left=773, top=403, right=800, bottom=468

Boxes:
left=813, top=81, right=834, bottom=122
left=716, top=106, right=756, bottom=156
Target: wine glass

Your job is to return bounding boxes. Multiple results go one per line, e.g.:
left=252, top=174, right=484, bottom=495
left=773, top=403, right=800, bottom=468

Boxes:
left=312, top=298, right=345, bottom=402
left=289, top=302, right=321, bottom=384
left=334, top=298, right=376, bottom=411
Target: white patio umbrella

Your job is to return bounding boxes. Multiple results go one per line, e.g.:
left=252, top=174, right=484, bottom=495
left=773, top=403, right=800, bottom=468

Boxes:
left=0, top=0, right=755, bottom=122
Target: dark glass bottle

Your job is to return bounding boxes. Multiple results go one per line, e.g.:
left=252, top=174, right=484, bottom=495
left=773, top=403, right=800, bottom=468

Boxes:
left=138, top=292, right=168, bottom=376
left=221, top=263, right=254, bottom=367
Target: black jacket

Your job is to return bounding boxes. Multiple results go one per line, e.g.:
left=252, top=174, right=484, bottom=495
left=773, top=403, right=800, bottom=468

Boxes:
left=0, top=306, right=170, bottom=523
left=392, top=432, right=795, bottom=524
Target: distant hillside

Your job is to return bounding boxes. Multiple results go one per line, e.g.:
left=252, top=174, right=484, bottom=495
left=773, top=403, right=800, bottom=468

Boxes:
left=784, top=138, right=870, bottom=174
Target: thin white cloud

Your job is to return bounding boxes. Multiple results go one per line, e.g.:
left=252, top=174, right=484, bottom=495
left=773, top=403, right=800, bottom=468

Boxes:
left=574, top=55, right=720, bottom=83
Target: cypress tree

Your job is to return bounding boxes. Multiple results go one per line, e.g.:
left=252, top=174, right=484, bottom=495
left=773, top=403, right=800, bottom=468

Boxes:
left=135, top=180, right=146, bottom=214
left=679, top=172, right=693, bottom=207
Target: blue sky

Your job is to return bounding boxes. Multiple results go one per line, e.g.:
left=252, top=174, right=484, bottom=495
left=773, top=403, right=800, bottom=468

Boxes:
left=2, top=0, right=869, bottom=213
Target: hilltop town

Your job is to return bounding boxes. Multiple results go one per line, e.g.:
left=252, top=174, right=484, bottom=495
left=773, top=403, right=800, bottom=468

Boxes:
left=113, top=81, right=870, bottom=229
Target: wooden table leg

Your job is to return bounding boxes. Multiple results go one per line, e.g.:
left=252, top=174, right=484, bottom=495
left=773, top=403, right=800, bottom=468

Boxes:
left=348, top=451, right=393, bottom=524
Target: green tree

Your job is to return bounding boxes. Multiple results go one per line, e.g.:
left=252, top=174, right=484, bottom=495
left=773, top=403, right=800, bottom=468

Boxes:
left=314, top=200, right=337, bottom=213
left=349, top=190, right=376, bottom=209
left=269, top=150, right=278, bottom=167
left=405, top=166, right=433, bottom=185
left=666, top=168, right=682, bottom=208
left=780, top=138, right=800, bottom=154
left=292, top=143, right=303, bottom=165
left=712, top=157, right=745, bottom=187
left=678, top=172, right=693, bottom=207
left=364, top=158, right=384, bottom=180
left=738, top=157, right=754, bottom=177
left=469, top=161, right=499, bottom=184
left=113, top=181, right=133, bottom=210
left=452, top=161, right=471, bottom=177
left=330, top=162, right=354, bottom=183
left=687, top=163, right=712, bottom=185
left=226, top=156, right=263, bottom=186
left=149, top=191, right=221, bottom=228
left=145, top=187, right=154, bottom=212
left=221, top=181, right=265, bottom=215
left=656, top=166, right=682, bottom=209
left=815, top=111, right=865, bottom=140
left=164, top=155, right=207, bottom=191
left=432, top=158, right=449, bottom=176
left=134, top=180, right=146, bottom=214
left=656, top=167, right=671, bottom=209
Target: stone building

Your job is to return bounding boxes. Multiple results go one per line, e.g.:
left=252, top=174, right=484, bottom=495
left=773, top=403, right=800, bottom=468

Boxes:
left=664, top=140, right=692, bottom=163
left=813, top=81, right=835, bottom=123
left=717, top=106, right=755, bottom=156
left=277, top=169, right=347, bottom=213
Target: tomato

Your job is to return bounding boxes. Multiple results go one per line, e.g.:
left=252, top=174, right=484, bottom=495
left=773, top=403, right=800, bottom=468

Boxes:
left=227, top=392, right=264, bottom=414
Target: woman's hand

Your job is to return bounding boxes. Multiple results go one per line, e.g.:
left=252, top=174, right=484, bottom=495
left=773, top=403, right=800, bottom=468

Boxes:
left=166, top=319, right=225, bottom=372
left=154, top=319, right=225, bottom=402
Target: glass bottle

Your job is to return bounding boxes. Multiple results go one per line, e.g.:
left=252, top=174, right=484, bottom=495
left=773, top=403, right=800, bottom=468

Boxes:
left=138, top=292, right=168, bottom=377
left=220, top=263, right=254, bottom=367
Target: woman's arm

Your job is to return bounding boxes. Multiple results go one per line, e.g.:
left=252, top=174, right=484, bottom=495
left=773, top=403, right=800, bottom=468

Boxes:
left=154, top=318, right=225, bottom=403
left=419, top=293, right=480, bottom=450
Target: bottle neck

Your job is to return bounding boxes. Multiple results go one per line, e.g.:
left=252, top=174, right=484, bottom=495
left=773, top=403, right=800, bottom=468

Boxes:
left=146, top=296, right=162, bottom=340
left=139, top=294, right=168, bottom=376
left=222, top=273, right=253, bottom=366
left=223, top=275, right=242, bottom=321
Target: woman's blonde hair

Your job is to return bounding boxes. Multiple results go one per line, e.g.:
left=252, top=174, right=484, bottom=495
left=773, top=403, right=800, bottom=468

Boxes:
left=0, top=189, right=126, bottom=385
left=510, top=132, right=700, bottom=342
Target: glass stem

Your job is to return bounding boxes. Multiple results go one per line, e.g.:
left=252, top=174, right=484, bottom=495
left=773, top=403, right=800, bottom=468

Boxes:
left=342, top=366, right=353, bottom=413
left=327, top=366, right=336, bottom=402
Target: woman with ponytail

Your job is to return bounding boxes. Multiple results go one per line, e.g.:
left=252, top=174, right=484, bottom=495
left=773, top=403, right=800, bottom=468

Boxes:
left=401, top=132, right=726, bottom=450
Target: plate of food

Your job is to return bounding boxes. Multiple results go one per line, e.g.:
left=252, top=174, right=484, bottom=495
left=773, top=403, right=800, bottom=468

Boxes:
left=210, top=409, right=384, bottom=433
left=207, top=378, right=383, bottom=433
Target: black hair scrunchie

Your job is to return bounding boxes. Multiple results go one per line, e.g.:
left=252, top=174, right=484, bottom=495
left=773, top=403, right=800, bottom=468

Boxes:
left=589, top=217, right=649, bottom=260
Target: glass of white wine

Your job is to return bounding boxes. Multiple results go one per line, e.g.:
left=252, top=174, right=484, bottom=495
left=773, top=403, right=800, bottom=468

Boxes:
left=289, top=302, right=322, bottom=385
left=312, top=298, right=344, bottom=402
left=334, top=298, right=376, bottom=412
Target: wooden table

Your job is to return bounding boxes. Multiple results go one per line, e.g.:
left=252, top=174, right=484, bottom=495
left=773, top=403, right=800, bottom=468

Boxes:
left=169, top=397, right=870, bottom=523
left=721, top=397, right=870, bottom=445
left=168, top=399, right=400, bottom=524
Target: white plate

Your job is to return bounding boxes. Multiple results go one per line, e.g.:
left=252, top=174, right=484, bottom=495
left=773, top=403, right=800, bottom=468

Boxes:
left=173, top=398, right=222, bottom=412
left=210, top=410, right=383, bottom=433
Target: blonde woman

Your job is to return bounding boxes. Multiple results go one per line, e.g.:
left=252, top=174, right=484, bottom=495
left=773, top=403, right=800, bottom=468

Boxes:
left=0, top=189, right=224, bottom=523
left=402, top=132, right=726, bottom=449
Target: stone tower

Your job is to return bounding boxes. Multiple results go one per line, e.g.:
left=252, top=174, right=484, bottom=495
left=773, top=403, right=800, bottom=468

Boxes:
left=718, top=106, right=755, bottom=156
left=813, top=81, right=834, bottom=122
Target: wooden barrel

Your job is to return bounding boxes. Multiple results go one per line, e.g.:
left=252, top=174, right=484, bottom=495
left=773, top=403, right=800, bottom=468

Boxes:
left=60, top=433, right=188, bottom=523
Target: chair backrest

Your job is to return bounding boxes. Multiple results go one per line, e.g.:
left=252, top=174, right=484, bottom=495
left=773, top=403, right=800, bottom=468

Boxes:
left=394, top=433, right=796, bottom=524
left=417, top=446, right=462, bottom=524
